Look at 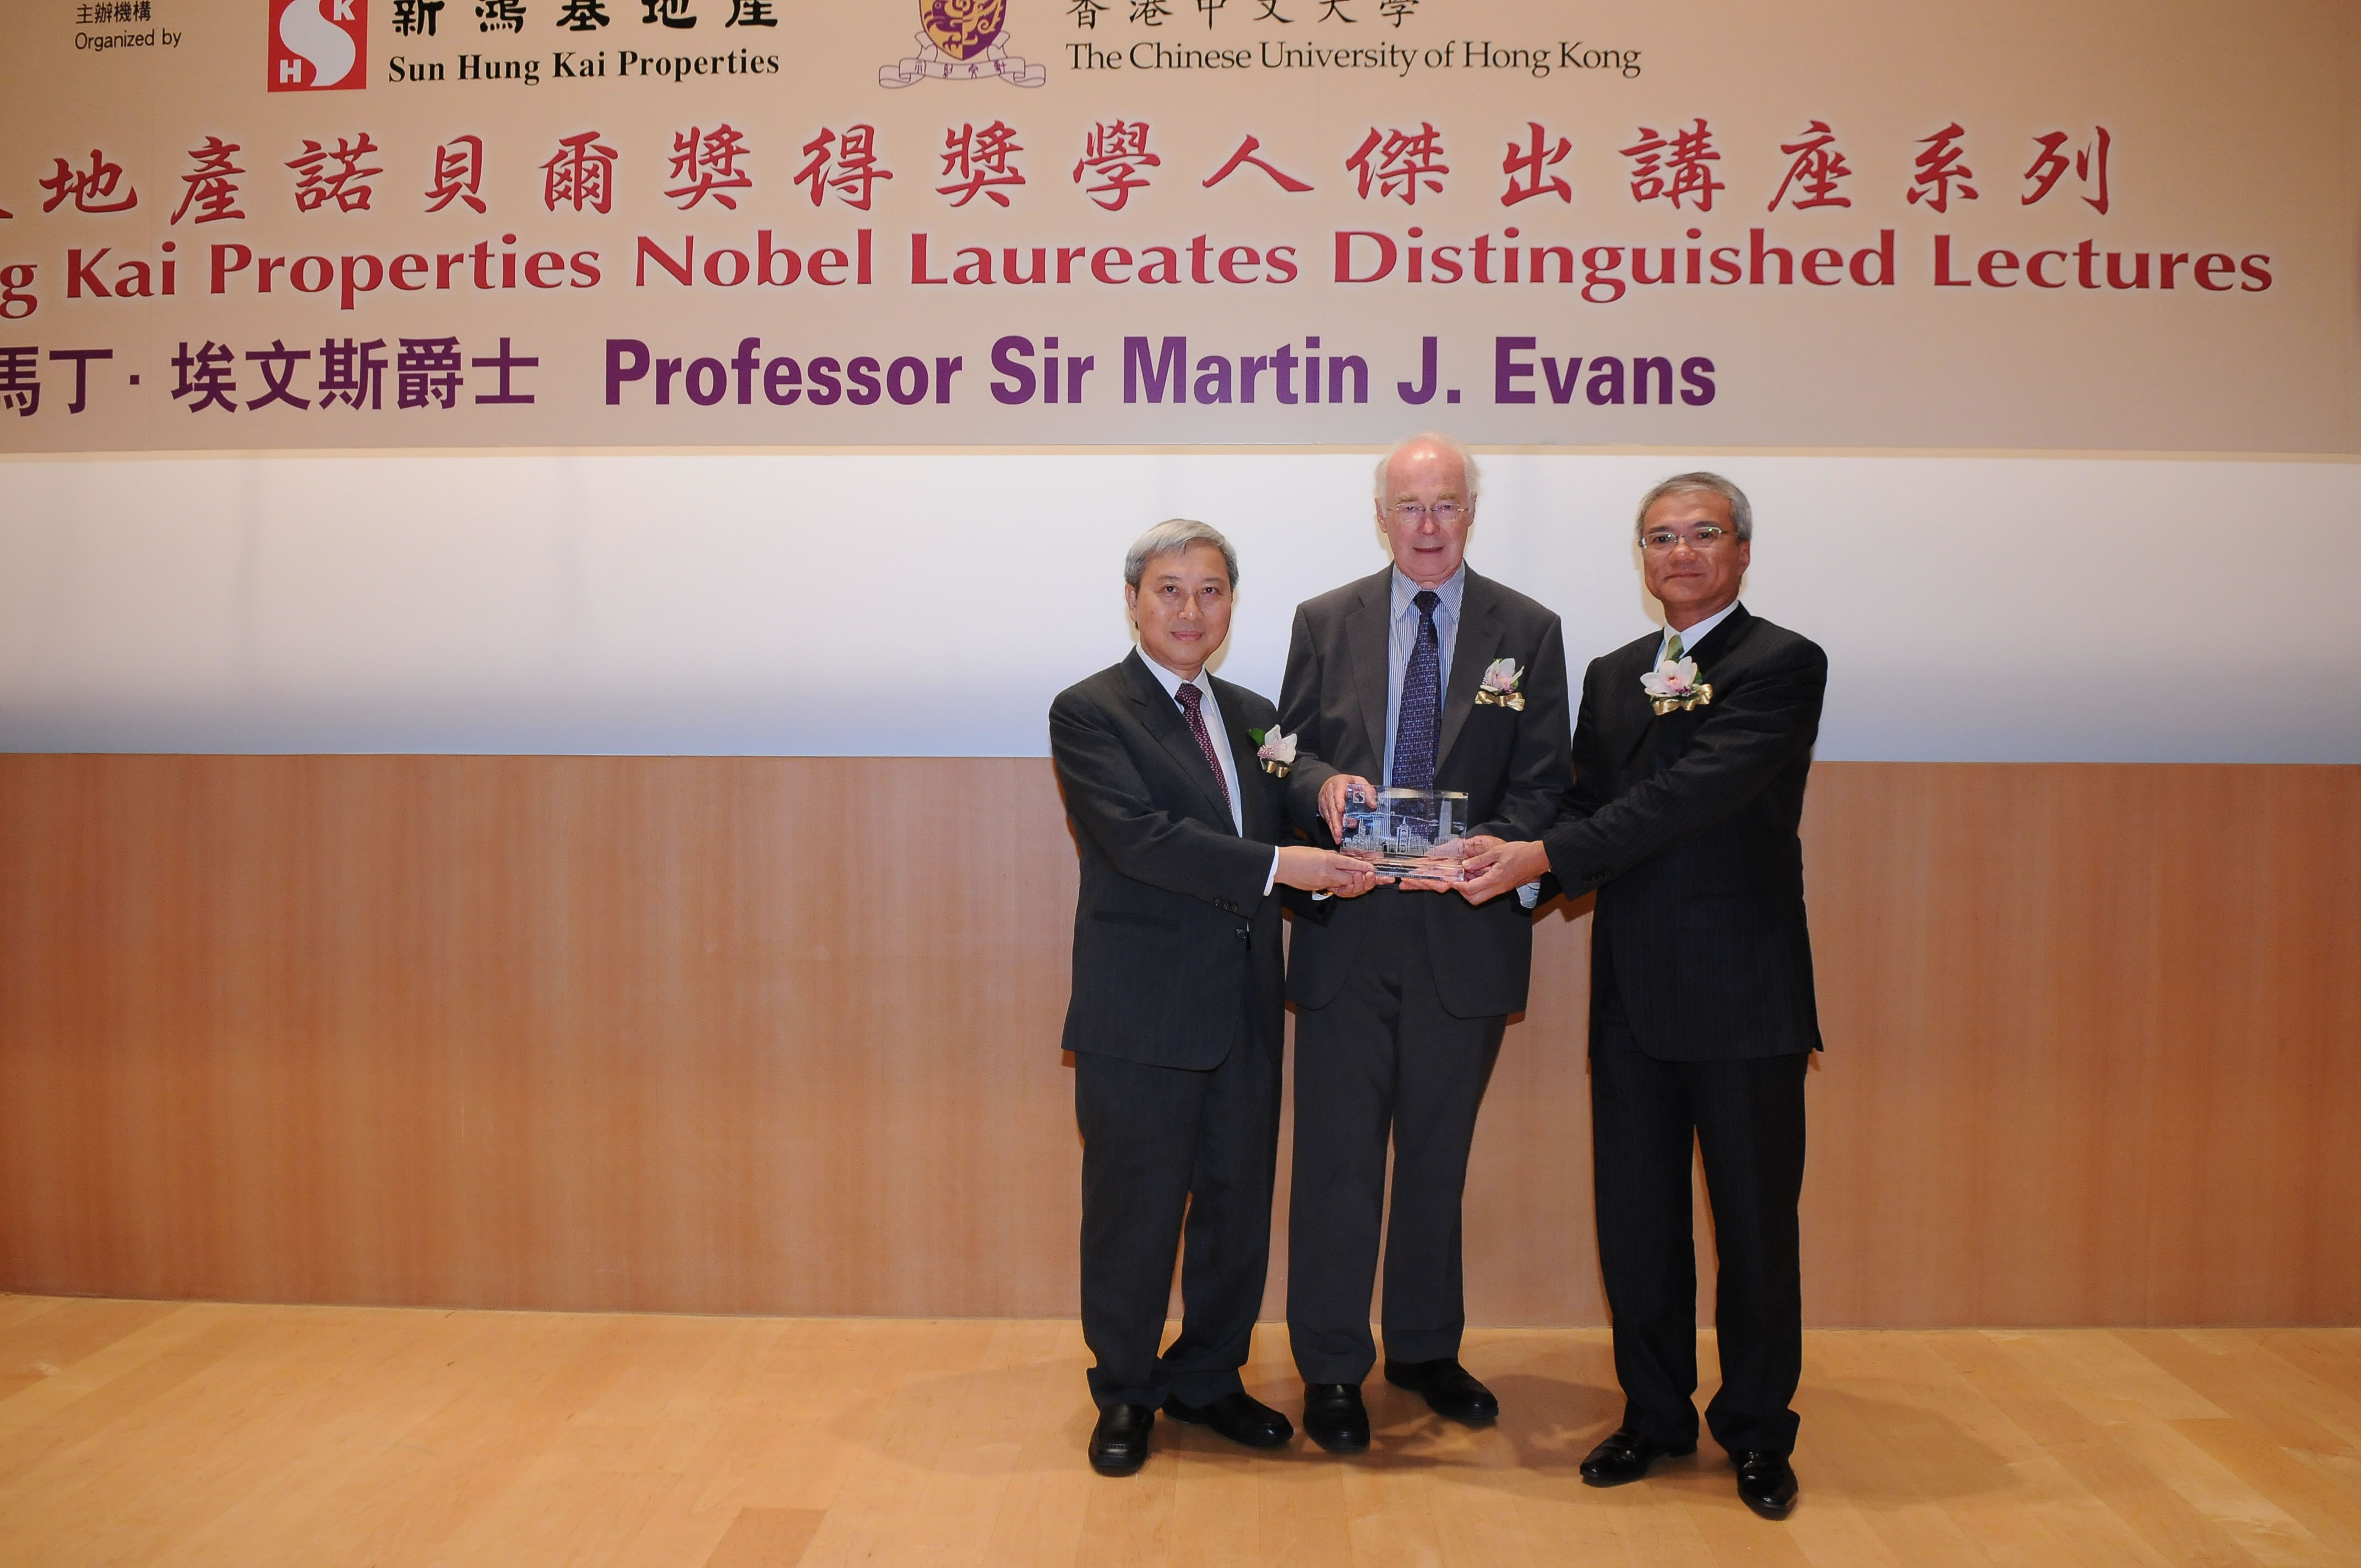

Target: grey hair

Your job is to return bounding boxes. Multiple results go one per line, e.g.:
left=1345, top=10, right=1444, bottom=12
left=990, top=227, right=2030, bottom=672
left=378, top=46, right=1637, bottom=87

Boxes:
left=1634, top=471, right=1753, bottom=542
left=1373, top=431, right=1482, bottom=504
left=1124, top=518, right=1238, bottom=590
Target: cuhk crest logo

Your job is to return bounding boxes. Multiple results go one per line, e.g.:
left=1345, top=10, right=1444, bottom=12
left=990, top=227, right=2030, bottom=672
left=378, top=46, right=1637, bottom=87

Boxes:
left=269, top=0, right=367, bottom=92
left=925, top=0, right=1008, bottom=59
left=881, top=0, right=1045, bottom=87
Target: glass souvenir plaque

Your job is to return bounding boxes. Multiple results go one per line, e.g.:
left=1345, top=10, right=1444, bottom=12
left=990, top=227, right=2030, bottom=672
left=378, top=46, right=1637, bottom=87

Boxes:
left=1339, top=786, right=1472, bottom=882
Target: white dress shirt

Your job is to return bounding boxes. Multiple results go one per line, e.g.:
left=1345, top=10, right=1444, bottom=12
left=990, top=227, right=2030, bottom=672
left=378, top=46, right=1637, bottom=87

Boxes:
left=1141, top=654, right=1281, bottom=896
left=1657, top=600, right=1739, bottom=667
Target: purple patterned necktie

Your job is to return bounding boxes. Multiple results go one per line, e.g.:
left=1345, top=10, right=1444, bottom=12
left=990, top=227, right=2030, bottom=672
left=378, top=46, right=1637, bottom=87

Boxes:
left=1176, top=683, right=1232, bottom=816
left=1392, top=589, right=1441, bottom=789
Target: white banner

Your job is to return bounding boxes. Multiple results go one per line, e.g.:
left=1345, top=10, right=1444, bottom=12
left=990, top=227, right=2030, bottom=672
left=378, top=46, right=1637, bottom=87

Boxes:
left=3, top=450, right=2353, bottom=762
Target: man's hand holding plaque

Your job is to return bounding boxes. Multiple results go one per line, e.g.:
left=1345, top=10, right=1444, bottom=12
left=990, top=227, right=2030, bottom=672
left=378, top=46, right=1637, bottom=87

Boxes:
left=1276, top=845, right=1381, bottom=897
left=1451, top=834, right=1553, bottom=905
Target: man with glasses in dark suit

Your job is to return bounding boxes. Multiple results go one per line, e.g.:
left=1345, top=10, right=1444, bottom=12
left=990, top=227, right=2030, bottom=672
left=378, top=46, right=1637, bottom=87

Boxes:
left=1459, top=472, right=1827, bottom=1520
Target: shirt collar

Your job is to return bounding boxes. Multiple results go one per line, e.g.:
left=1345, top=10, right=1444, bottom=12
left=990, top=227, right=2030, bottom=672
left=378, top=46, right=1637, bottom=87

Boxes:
left=1140, top=652, right=1209, bottom=704
left=1660, top=600, right=1739, bottom=661
left=1390, top=563, right=1467, bottom=621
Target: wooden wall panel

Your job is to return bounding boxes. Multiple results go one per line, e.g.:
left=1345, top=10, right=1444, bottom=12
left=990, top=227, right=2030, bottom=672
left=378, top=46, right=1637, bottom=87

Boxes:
left=0, top=758, right=1085, bottom=1317
left=1, top=757, right=2355, bottom=1326
left=1797, top=763, right=2361, bottom=1326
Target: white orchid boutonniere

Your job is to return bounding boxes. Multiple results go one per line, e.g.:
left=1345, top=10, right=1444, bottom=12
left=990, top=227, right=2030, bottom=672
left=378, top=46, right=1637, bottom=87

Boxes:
left=1249, top=726, right=1298, bottom=776
left=1473, top=657, right=1526, bottom=711
left=1641, top=655, right=1714, bottom=716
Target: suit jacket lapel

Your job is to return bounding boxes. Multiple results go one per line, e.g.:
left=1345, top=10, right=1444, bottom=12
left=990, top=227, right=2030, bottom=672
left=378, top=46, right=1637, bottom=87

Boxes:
left=1343, top=571, right=1392, bottom=774
left=1618, top=637, right=1664, bottom=776
left=1622, top=603, right=1754, bottom=775
left=1213, top=676, right=1274, bottom=843
left=1437, top=571, right=1503, bottom=775
left=1122, top=651, right=1232, bottom=827
left=1688, top=601, right=1753, bottom=666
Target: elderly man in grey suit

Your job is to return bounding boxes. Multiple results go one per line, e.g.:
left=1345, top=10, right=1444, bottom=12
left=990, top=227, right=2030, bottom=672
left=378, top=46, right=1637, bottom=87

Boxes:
left=1051, top=519, right=1374, bottom=1476
left=1273, top=433, right=1573, bottom=1451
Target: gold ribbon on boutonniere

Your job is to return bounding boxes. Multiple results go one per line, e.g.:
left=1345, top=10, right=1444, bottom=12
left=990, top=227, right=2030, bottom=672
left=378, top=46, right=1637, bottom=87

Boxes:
left=1472, top=657, right=1526, bottom=712
left=1641, top=655, right=1713, bottom=716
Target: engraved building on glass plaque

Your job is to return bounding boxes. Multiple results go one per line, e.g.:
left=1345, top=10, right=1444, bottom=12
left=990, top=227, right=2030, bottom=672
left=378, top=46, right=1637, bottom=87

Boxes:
left=1337, top=786, right=1470, bottom=883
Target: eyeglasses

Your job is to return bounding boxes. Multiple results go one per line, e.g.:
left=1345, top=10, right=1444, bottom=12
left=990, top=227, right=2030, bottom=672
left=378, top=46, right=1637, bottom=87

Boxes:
left=1640, top=525, right=1734, bottom=552
left=1386, top=502, right=1467, bottom=523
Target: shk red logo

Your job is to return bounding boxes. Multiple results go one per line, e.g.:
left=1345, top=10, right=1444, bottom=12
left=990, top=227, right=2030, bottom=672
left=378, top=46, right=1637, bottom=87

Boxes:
left=268, top=0, right=367, bottom=92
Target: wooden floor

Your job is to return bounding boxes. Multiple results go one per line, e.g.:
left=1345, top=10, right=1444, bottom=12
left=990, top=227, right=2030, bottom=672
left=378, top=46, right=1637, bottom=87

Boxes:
left=2, top=1295, right=2357, bottom=1567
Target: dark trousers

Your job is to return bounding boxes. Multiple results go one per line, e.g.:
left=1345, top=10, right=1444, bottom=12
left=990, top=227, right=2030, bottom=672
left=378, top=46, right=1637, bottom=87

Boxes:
left=1590, top=971, right=1809, bottom=1456
left=1074, top=1026, right=1281, bottom=1411
left=1287, top=892, right=1505, bottom=1385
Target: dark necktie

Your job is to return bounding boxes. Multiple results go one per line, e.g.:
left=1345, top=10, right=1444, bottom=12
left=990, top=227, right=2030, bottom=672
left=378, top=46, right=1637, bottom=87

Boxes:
left=1176, top=683, right=1232, bottom=818
left=1392, top=589, right=1442, bottom=789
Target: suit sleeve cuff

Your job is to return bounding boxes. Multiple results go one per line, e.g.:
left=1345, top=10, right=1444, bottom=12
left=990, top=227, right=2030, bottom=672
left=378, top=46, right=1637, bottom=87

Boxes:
left=1265, top=848, right=1280, bottom=897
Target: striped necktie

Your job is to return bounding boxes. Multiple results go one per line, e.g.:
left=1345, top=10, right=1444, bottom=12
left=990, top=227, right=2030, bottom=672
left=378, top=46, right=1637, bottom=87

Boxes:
left=1176, top=683, right=1232, bottom=817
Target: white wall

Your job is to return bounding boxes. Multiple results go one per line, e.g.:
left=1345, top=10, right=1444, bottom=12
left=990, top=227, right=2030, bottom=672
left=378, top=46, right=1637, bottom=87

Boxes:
left=1, top=452, right=2350, bottom=761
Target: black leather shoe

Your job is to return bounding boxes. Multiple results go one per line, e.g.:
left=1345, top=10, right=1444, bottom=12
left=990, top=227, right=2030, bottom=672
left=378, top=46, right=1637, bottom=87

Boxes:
left=1733, top=1450, right=1798, bottom=1518
left=1162, top=1390, right=1293, bottom=1449
left=1579, top=1428, right=1697, bottom=1487
left=1088, top=1404, right=1154, bottom=1476
left=1302, top=1382, right=1370, bottom=1453
left=1384, top=1358, right=1500, bottom=1424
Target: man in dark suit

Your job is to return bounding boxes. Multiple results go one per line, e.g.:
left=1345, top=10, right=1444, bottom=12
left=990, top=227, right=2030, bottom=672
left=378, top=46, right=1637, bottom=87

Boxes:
left=1051, top=519, right=1375, bottom=1477
left=1274, top=433, right=1572, bottom=1451
left=1459, top=472, right=1826, bottom=1519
